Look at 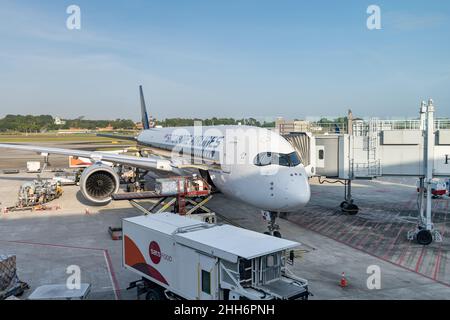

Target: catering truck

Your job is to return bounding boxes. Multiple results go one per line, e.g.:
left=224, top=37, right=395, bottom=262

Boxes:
left=123, top=213, right=309, bottom=300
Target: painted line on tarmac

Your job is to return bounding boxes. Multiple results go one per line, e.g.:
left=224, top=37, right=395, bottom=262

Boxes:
left=0, top=239, right=121, bottom=300
left=433, top=209, right=448, bottom=281
left=290, top=220, right=450, bottom=288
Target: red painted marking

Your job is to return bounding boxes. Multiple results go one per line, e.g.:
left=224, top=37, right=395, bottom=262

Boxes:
left=415, top=247, right=426, bottom=273
left=396, top=246, right=408, bottom=265
left=346, top=220, right=370, bottom=244
left=309, top=217, right=329, bottom=229
left=0, top=239, right=122, bottom=300
left=355, top=222, right=378, bottom=248
left=432, top=207, right=448, bottom=280
left=291, top=219, right=450, bottom=288
left=305, top=218, right=325, bottom=228
left=382, top=225, right=405, bottom=260
left=103, top=249, right=121, bottom=300
left=433, top=249, right=442, bottom=280
left=314, top=218, right=330, bottom=231
left=336, top=217, right=361, bottom=237
left=3, top=239, right=106, bottom=251
left=320, top=218, right=343, bottom=234
left=371, top=223, right=392, bottom=253
left=303, top=211, right=328, bottom=228
left=315, top=220, right=333, bottom=232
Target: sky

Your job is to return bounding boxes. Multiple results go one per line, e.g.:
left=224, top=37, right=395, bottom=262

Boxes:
left=0, top=0, right=449, bottom=121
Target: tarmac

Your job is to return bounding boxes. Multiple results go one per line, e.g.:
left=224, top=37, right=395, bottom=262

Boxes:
left=0, top=145, right=449, bottom=299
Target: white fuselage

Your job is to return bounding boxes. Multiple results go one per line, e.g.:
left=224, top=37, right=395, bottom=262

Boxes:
left=137, top=125, right=310, bottom=212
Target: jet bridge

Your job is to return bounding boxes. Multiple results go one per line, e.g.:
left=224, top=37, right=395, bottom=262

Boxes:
left=284, top=99, right=450, bottom=245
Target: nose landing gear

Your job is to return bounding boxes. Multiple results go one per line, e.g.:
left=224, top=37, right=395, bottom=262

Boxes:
left=261, top=211, right=282, bottom=238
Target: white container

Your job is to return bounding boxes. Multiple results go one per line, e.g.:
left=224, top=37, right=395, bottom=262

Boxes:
left=154, top=178, right=185, bottom=196
left=123, top=213, right=309, bottom=300
left=26, top=161, right=41, bottom=173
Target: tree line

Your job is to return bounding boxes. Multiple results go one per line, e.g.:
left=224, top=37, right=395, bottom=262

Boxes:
left=0, top=115, right=136, bottom=132
left=0, top=115, right=276, bottom=133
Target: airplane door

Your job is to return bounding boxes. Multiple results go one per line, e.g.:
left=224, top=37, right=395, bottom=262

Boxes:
left=198, top=254, right=217, bottom=300
left=221, top=139, right=237, bottom=174
left=221, top=160, right=231, bottom=174
left=316, top=145, right=325, bottom=168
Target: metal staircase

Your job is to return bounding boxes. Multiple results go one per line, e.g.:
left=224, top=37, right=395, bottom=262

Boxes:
left=351, top=119, right=382, bottom=179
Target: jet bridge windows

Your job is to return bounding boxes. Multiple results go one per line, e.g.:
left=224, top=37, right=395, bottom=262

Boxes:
left=253, top=151, right=301, bottom=167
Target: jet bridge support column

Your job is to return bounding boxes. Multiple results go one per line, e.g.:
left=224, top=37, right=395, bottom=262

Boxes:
left=340, top=179, right=359, bottom=215
left=407, top=100, right=443, bottom=245
left=424, top=100, right=434, bottom=232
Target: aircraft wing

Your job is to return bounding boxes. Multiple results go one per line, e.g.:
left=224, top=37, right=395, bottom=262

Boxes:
left=96, top=133, right=137, bottom=142
left=0, top=143, right=224, bottom=172
left=0, top=143, right=173, bottom=171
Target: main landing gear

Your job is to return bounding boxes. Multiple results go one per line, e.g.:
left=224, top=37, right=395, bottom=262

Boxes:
left=261, top=211, right=282, bottom=238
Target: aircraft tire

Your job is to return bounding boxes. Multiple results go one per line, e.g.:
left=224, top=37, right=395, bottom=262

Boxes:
left=416, top=229, right=433, bottom=245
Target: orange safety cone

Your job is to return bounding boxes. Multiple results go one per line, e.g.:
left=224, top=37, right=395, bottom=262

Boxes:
left=340, top=272, right=348, bottom=288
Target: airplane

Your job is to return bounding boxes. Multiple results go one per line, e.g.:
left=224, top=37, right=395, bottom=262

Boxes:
left=0, top=86, right=312, bottom=237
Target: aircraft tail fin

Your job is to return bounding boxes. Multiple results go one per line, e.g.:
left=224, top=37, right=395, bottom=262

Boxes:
left=139, top=85, right=150, bottom=130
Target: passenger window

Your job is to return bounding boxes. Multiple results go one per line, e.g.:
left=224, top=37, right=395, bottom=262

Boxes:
left=201, top=270, right=211, bottom=295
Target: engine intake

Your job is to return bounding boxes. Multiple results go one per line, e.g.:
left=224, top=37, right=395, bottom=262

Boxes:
left=80, top=163, right=120, bottom=205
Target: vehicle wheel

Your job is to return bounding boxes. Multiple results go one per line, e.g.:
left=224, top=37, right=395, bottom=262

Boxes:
left=264, top=231, right=271, bottom=235
left=145, top=288, right=164, bottom=300
left=416, top=229, right=433, bottom=245
left=347, top=204, right=359, bottom=215
left=15, top=289, right=25, bottom=297
left=341, top=202, right=359, bottom=215
left=273, top=231, right=282, bottom=238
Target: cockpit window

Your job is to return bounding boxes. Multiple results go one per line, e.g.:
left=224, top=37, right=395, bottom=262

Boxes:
left=253, top=151, right=301, bottom=167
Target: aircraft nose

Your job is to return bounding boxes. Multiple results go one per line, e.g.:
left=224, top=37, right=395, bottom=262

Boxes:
left=283, top=172, right=311, bottom=211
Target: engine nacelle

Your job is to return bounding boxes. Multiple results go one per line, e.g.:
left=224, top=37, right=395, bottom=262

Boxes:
left=79, top=163, right=120, bottom=205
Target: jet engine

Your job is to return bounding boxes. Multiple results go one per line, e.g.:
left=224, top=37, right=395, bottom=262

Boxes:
left=79, top=163, right=120, bottom=205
